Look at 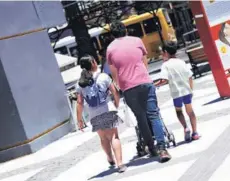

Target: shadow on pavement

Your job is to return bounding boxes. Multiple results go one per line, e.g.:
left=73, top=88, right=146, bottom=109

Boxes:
left=176, top=140, right=193, bottom=147
left=88, top=167, right=118, bottom=180
left=87, top=156, right=158, bottom=180
left=128, top=156, right=159, bottom=166
left=87, top=139, right=195, bottom=180
left=203, top=97, right=230, bottom=106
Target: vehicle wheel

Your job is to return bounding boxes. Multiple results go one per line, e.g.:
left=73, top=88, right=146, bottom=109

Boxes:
left=137, top=151, right=142, bottom=157
left=173, top=140, right=177, bottom=147
left=136, top=143, right=142, bottom=152
left=138, top=151, right=147, bottom=157
left=170, top=133, right=177, bottom=147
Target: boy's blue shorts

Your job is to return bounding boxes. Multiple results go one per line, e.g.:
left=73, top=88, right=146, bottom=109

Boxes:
left=173, top=94, right=192, bottom=108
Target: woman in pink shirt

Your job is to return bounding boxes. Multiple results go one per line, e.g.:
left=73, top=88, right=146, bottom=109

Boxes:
left=106, top=21, right=171, bottom=162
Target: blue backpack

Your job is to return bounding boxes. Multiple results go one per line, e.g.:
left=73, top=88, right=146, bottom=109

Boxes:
left=82, top=77, right=109, bottom=107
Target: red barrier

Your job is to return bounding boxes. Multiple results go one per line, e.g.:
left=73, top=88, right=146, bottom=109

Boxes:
left=189, top=1, right=230, bottom=97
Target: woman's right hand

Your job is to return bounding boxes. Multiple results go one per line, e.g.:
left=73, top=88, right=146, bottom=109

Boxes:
left=77, top=119, right=84, bottom=132
left=76, top=93, right=85, bottom=132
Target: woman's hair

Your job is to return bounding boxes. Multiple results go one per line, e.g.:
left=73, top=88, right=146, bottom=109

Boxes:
left=78, top=55, right=95, bottom=88
left=99, top=48, right=106, bottom=73
left=110, top=21, right=126, bottom=38
left=219, top=23, right=230, bottom=46
left=79, top=54, right=94, bottom=71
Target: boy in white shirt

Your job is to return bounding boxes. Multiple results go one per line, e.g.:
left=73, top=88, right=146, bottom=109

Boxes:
left=155, top=41, right=200, bottom=141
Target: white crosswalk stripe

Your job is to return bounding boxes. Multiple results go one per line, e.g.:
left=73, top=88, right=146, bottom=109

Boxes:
left=0, top=168, right=44, bottom=181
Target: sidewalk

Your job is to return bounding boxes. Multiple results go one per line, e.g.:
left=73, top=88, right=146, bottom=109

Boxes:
left=1, top=72, right=230, bottom=181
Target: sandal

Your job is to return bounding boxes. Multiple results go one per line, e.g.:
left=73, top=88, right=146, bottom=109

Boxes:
left=108, top=160, right=115, bottom=166
left=192, top=132, right=200, bottom=141
left=118, top=164, right=127, bottom=173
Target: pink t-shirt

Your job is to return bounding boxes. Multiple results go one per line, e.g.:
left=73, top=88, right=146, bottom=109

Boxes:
left=106, top=36, right=152, bottom=91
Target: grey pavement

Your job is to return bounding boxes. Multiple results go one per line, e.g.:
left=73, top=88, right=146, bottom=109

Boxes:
left=1, top=50, right=229, bottom=181
left=1, top=70, right=230, bottom=181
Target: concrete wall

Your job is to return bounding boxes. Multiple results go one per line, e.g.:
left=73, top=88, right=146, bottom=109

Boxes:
left=0, top=1, right=71, bottom=162
left=0, top=1, right=66, bottom=38
left=0, top=60, right=27, bottom=148
left=0, top=30, right=70, bottom=139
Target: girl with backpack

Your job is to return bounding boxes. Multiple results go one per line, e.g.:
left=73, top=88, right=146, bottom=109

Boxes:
left=76, top=55, right=127, bottom=173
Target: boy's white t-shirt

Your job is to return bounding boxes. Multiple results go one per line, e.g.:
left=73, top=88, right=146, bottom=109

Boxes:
left=160, top=58, right=193, bottom=99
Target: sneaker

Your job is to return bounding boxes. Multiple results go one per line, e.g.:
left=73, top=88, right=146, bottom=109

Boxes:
left=192, top=132, right=200, bottom=141
left=158, top=149, right=171, bottom=163
left=118, top=164, right=127, bottom=173
left=184, top=129, right=191, bottom=142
